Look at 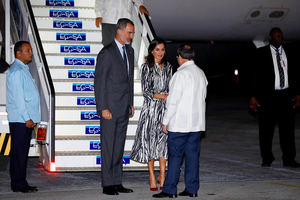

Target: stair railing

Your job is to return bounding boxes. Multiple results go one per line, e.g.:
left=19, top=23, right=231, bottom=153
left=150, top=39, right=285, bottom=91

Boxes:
left=131, top=2, right=157, bottom=71
left=9, top=0, right=55, bottom=171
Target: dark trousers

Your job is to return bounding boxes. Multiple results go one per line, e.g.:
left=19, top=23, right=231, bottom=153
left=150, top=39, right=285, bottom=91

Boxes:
left=258, top=90, right=296, bottom=163
left=9, top=123, right=33, bottom=190
left=101, top=23, right=117, bottom=47
left=100, top=115, right=129, bottom=187
left=163, top=131, right=202, bottom=195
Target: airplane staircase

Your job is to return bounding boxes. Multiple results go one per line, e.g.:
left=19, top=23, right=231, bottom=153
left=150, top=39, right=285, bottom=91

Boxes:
left=29, top=0, right=151, bottom=171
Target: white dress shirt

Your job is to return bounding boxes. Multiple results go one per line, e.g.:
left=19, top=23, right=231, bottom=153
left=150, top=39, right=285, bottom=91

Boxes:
left=95, top=0, right=143, bottom=24
left=163, top=60, right=208, bottom=132
left=270, top=45, right=289, bottom=90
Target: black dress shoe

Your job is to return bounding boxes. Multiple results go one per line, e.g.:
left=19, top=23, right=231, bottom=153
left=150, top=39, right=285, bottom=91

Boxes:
left=179, top=190, right=198, bottom=197
left=153, top=191, right=177, bottom=198
left=26, top=185, right=38, bottom=192
left=114, top=185, right=133, bottom=193
left=283, top=160, right=300, bottom=168
left=261, top=158, right=274, bottom=167
left=13, top=187, right=36, bottom=193
left=261, top=162, right=271, bottom=167
left=103, top=186, right=119, bottom=195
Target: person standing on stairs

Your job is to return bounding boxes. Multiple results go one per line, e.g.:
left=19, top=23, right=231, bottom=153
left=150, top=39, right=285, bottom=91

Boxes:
left=94, top=18, right=135, bottom=196
left=95, top=0, right=149, bottom=47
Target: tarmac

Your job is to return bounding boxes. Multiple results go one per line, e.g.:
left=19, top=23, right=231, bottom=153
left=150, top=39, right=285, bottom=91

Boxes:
left=0, top=93, right=300, bottom=200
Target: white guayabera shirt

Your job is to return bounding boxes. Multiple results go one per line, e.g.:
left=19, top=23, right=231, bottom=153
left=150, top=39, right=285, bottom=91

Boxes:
left=95, top=0, right=143, bottom=24
left=163, top=60, right=208, bottom=133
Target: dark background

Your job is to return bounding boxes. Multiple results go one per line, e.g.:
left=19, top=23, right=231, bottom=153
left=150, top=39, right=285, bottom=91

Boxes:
left=165, top=41, right=300, bottom=98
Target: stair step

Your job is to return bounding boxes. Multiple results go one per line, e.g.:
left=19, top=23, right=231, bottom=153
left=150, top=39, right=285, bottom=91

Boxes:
left=53, top=81, right=142, bottom=93
left=55, top=106, right=142, bottom=110
left=55, top=121, right=138, bottom=125
left=43, top=43, right=102, bottom=54
left=55, top=95, right=144, bottom=107
left=30, top=0, right=96, bottom=8
left=55, top=139, right=135, bottom=152
left=46, top=55, right=96, bottom=67
left=55, top=135, right=135, bottom=140
left=49, top=68, right=140, bottom=81
left=55, top=110, right=141, bottom=121
left=32, top=7, right=96, bottom=18
left=54, top=154, right=148, bottom=170
left=55, top=123, right=138, bottom=136
left=35, top=17, right=99, bottom=30
left=39, top=31, right=102, bottom=43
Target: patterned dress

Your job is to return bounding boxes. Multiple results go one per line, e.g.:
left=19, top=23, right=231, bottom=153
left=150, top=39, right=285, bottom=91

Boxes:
left=130, top=62, right=173, bottom=163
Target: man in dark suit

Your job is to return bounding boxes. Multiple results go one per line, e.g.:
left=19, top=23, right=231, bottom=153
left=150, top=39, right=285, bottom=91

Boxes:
left=94, top=18, right=135, bottom=195
left=249, top=27, right=300, bottom=168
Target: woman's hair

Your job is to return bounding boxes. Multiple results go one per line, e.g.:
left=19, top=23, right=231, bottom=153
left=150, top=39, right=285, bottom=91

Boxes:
left=145, top=38, right=167, bottom=67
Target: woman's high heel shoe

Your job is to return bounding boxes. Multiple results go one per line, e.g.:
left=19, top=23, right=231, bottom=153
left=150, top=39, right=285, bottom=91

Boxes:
left=150, top=187, right=158, bottom=191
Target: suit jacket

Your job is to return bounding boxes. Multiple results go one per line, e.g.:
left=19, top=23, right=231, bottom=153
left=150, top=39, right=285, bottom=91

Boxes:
left=94, top=41, right=134, bottom=117
left=250, top=44, right=299, bottom=103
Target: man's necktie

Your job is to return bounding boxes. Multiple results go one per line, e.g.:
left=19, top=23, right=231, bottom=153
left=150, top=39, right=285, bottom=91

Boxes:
left=276, top=49, right=285, bottom=88
left=122, top=46, right=128, bottom=72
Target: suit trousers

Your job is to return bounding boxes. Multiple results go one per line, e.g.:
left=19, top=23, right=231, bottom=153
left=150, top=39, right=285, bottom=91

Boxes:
left=100, top=114, right=129, bottom=187
left=163, top=131, right=202, bottom=195
left=258, top=89, right=296, bottom=163
left=101, top=23, right=117, bottom=47
left=9, top=123, right=33, bottom=190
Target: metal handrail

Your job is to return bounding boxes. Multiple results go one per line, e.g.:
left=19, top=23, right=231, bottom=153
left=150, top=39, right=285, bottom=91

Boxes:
left=24, top=0, right=55, bottom=165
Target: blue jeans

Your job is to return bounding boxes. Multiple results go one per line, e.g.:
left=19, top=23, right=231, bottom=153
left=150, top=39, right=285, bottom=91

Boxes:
left=163, top=131, right=202, bottom=194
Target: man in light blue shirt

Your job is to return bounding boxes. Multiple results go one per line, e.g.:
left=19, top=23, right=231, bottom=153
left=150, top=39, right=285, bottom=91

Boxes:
left=6, top=41, right=41, bottom=193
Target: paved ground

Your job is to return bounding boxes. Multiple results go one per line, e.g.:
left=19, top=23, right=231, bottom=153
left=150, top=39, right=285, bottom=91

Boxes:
left=0, top=94, right=300, bottom=200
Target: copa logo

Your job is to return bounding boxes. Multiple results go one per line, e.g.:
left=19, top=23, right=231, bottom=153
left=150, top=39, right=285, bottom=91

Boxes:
left=56, top=33, right=86, bottom=41
left=85, top=126, right=100, bottom=135
left=96, top=156, right=131, bottom=165
left=90, top=141, right=101, bottom=150
left=81, top=111, right=100, bottom=120
left=65, top=57, right=95, bottom=66
left=123, top=155, right=130, bottom=165
left=77, top=97, right=96, bottom=105
left=46, top=0, right=74, bottom=7
left=72, top=83, right=94, bottom=91
left=69, top=70, right=94, bottom=79
left=50, top=10, right=78, bottom=18
left=53, top=20, right=82, bottom=29
left=61, top=45, right=90, bottom=53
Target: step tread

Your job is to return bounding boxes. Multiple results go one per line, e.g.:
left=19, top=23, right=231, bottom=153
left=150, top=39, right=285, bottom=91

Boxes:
left=55, top=135, right=135, bottom=140
left=55, top=92, right=143, bottom=96
left=55, top=121, right=138, bottom=125
left=38, top=28, right=101, bottom=32
left=49, top=66, right=96, bottom=69
left=53, top=79, right=94, bottom=82
left=46, top=53, right=99, bottom=57
left=55, top=150, right=132, bottom=155
left=41, top=41, right=102, bottom=44
left=35, top=16, right=95, bottom=20
left=52, top=79, right=141, bottom=83
left=55, top=106, right=142, bottom=110
left=32, top=5, right=95, bottom=10
left=54, top=166, right=149, bottom=172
